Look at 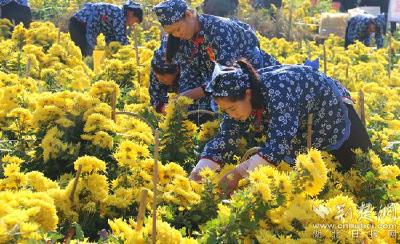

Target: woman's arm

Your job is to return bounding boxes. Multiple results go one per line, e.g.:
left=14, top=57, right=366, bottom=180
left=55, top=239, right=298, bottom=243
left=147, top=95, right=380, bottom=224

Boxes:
left=179, top=86, right=206, bottom=100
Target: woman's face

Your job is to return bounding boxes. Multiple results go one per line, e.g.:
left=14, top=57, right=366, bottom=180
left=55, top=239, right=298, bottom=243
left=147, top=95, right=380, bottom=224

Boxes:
left=155, top=71, right=179, bottom=86
left=215, top=89, right=253, bottom=121
left=126, top=10, right=140, bottom=27
left=368, top=23, right=377, bottom=34
left=164, top=11, right=197, bottom=40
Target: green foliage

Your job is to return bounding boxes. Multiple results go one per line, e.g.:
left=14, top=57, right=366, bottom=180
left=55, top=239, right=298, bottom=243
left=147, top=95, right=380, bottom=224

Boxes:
left=352, top=151, right=392, bottom=209
left=200, top=189, right=271, bottom=243
left=163, top=181, right=219, bottom=237
left=159, top=97, right=198, bottom=171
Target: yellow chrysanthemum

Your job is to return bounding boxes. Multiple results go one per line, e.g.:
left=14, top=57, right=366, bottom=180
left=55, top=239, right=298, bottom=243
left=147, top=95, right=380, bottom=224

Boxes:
left=295, top=149, right=328, bottom=196
left=73, top=155, right=106, bottom=173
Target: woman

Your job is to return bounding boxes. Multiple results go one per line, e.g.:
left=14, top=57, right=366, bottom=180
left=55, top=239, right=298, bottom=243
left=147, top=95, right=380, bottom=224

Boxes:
left=149, top=35, right=215, bottom=124
left=345, top=13, right=386, bottom=49
left=190, top=60, right=372, bottom=194
left=201, top=0, right=238, bottom=17
left=152, top=0, right=279, bottom=100
left=69, top=0, right=143, bottom=56
left=251, top=0, right=282, bottom=10
left=0, top=0, right=32, bottom=28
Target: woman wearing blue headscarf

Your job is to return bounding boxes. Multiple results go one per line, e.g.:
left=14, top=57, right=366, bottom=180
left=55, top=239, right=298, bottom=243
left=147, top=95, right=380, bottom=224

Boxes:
left=68, top=1, right=143, bottom=56
left=151, top=0, right=279, bottom=104
left=189, top=60, right=371, bottom=194
left=345, top=13, right=386, bottom=49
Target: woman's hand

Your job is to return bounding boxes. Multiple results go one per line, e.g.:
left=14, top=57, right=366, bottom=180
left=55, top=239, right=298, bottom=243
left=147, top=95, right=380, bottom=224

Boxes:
left=218, top=154, right=275, bottom=197
left=189, top=170, right=202, bottom=182
left=189, top=158, right=220, bottom=182
left=218, top=168, right=243, bottom=197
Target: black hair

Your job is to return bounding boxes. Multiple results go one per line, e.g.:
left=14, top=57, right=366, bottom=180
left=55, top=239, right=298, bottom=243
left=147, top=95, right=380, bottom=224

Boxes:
left=215, top=58, right=264, bottom=109
left=151, top=62, right=179, bottom=75
left=151, top=35, right=181, bottom=75
left=202, top=0, right=238, bottom=17
left=125, top=7, right=144, bottom=23
left=166, top=35, right=181, bottom=63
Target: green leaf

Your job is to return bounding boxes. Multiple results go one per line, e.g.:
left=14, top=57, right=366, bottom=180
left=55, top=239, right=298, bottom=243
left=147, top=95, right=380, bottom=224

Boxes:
left=276, top=193, right=285, bottom=205
left=47, top=231, right=64, bottom=240
left=192, top=214, right=202, bottom=222
left=365, top=171, right=376, bottom=182
left=73, top=223, right=85, bottom=241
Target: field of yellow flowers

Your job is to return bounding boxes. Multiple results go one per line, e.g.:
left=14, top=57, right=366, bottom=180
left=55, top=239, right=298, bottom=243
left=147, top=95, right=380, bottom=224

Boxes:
left=0, top=0, right=399, bottom=243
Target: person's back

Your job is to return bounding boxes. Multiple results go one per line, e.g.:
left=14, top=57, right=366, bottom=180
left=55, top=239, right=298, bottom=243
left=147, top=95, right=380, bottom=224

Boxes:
left=74, top=3, right=121, bottom=22
left=201, top=0, right=238, bottom=17
left=251, top=0, right=281, bottom=9
left=69, top=1, right=142, bottom=56
left=359, top=0, right=381, bottom=8
left=74, top=3, right=126, bottom=44
left=334, top=0, right=387, bottom=12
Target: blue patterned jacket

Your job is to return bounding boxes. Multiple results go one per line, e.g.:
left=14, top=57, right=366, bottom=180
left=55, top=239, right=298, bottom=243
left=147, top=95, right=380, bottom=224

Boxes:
left=345, top=14, right=385, bottom=49
left=201, top=65, right=352, bottom=165
left=73, top=3, right=128, bottom=48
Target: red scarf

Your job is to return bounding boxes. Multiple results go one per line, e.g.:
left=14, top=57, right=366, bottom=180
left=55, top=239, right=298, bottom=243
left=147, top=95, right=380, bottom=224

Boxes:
left=190, top=35, right=216, bottom=62
left=251, top=108, right=267, bottom=132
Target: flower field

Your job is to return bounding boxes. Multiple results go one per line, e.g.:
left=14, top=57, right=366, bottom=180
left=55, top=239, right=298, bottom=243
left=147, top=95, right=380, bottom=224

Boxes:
left=0, top=0, right=399, bottom=243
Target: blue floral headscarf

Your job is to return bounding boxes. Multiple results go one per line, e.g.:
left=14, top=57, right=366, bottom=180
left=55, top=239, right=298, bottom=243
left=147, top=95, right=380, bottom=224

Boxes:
left=152, top=0, right=188, bottom=26
left=123, top=0, right=142, bottom=10
left=205, top=63, right=251, bottom=97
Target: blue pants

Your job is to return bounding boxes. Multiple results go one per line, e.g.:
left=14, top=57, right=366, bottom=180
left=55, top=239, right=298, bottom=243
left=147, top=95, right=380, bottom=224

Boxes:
left=331, top=104, right=372, bottom=172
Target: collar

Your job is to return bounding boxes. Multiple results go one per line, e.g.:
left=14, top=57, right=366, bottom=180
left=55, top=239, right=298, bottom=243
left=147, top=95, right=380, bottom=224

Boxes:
left=251, top=108, right=265, bottom=118
left=250, top=108, right=266, bottom=132
left=191, top=15, right=206, bottom=41
left=191, top=35, right=205, bottom=47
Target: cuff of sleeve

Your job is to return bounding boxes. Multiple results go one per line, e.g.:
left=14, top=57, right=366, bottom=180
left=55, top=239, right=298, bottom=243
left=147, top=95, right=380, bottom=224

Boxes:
left=235, top=163, right=249, bottom=177
left=236, top=153, right=276, bottom=177
left=194, top=157, right=221, bottom=172
left=256, top=152, right=278, bottom=166
left=199, top=157, right=219, bottom=164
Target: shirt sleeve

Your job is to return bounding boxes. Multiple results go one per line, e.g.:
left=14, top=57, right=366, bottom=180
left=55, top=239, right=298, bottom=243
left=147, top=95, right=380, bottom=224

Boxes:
left=258, top=76, right=302, bottom=164
left=201, top=115, right=248, bottom=164
left=178, top=65, right=208, bottom=93
left=205, top=18, right=253, bottom=66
